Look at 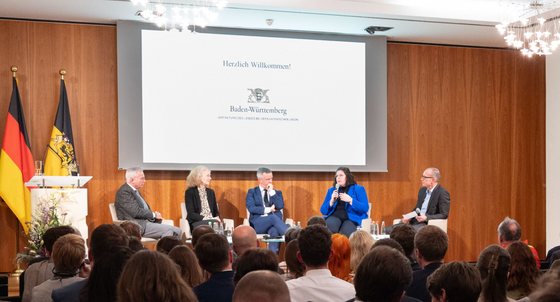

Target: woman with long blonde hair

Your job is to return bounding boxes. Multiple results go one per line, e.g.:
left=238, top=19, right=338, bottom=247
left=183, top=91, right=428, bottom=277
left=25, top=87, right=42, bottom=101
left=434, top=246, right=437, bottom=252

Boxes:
left=349, top=230, right=375, bottom=272
left=184, top=165, right=220, bottom=230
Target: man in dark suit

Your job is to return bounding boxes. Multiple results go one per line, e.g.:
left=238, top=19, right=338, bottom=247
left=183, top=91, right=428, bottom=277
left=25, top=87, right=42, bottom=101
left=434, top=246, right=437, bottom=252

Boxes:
left=114, top=167, right=182, bottom=240
left=406, top=225, right=449, bottom=302
left=246, top=167, right=288, bottom=254
left=194, top=233, right=235, bottom=302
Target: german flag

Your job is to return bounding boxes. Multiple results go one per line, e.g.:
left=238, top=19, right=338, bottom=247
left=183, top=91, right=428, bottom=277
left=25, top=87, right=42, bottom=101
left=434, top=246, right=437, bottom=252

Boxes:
left=44, top=79, right=77, bottom=176
left=0, top=77, right=34, bottom=232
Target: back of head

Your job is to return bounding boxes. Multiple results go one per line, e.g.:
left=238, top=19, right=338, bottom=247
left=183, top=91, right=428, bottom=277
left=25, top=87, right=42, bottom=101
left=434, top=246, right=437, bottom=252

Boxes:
left=90, top=224, right=129, bottom=261
left=328, top=234, right=352, bottom=282
left=390, top=224, right=416, bottom=258
left=284, top=226, right=303, bottom=245
left=233, top=248, right=279, bottom=285
left=506, top=241, right=539, bottom=296
left=476, top=245, right=511, bottom=302
left=168, top=245, right=203, bottom=288
left=307, top=216, right=327, bottom=227
left=119, top=221, right=141, bottom=238
left=528, top=269, right=560, bottom=302
left=233, top=270, right=290, bottom=302
left=297, top=225, right=332, bottom=267
left=127, top=236, right=144, bottom=253
left=284, top=240, right=305, bottom=278
left=52, top=234, right=86, bottom=274
left=232, top=225, right=258, bottom=255
left=43, top=225, right=75, bottom=254
left=427, top=262, right=482, bottom=302
left=414, top=225, right=448, bottom=262
left=80, top=246, right=133, bottom=302
left=354, top=246, right=412, bottom=302
left=350, top=230, right=375, bottom=272
left=195, top=233, right=230, bottom=273
left=372, top=238, right=405, bottom=255
left=156, top=236, right=184, bottom=254
left=192, top=225, right=216, bottom=247
left=117, top=250, right=197, bottom=302
left=498, top=216, right=521, bottom=242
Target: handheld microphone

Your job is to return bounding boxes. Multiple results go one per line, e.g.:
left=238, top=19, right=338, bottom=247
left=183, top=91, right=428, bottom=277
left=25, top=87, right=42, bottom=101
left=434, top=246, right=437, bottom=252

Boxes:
left=335, top=184, right=340, bottom=191
left=415, top=208, right=421, bottom=216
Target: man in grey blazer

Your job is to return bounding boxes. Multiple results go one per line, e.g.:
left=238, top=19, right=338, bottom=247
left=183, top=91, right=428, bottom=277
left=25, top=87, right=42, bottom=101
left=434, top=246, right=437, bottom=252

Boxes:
left=114, top=167, right=182, bottom=240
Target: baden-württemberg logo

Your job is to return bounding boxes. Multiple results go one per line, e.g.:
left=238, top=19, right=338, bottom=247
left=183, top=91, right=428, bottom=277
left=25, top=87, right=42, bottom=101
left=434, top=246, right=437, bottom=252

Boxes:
left=247, top=88, right=269, bottom=103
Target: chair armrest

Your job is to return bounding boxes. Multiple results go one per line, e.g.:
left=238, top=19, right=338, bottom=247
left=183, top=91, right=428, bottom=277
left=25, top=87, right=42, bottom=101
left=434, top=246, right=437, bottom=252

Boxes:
left=112, top=220, right=125, bottom=226
left=162, top=219, right=174, bottom=226
left=243, top=218, right=249, bottom=226
left=361, top=219, right=371, bottom=234
left=427, top=219, right=447, bottom=233
left=180, top=218, right=192, bottom=239
left=393, top=219, right=402, bottom=225
left=223, top=219, right=234, bottom=230
left=285, top=218, right=294, bottom=226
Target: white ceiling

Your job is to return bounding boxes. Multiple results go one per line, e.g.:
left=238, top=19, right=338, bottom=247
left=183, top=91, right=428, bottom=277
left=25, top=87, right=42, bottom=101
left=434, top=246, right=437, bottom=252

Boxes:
left=0, top=0, right=540, bottom=48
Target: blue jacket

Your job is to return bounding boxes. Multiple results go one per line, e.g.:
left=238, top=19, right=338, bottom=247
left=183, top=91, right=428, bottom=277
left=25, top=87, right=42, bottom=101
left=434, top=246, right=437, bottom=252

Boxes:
left=320, top=184, right=369, bottom=224
left=246, top=186, right=284, bottom=226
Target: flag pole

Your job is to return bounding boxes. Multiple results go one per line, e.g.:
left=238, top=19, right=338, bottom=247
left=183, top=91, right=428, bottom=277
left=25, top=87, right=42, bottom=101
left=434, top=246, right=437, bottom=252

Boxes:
left=59, top=69, right=66, bottom=80
left=11, top=66, right=17, bottom=78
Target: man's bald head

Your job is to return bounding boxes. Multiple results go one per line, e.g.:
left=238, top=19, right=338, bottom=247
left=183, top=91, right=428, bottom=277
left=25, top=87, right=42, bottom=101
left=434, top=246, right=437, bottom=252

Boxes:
left=233, top=270, right=290, bottom=302
left=232, top=225, right=259, bottom=255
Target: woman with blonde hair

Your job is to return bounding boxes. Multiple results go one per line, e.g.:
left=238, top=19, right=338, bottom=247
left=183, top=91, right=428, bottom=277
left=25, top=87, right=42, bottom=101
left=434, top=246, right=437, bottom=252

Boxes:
left=168, top=245, right=204, bottom=288
left=349, top=230, right=375, bottom=272
left=117, top=250, right=198, bottom=302
left=185, top=165, right=220, bottom=230
left=328, top=233, right=353, bottom=283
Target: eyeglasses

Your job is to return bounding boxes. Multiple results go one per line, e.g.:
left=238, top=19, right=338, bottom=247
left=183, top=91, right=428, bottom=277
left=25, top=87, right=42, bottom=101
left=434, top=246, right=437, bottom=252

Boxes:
left=421, top=175, right=433, bottom=179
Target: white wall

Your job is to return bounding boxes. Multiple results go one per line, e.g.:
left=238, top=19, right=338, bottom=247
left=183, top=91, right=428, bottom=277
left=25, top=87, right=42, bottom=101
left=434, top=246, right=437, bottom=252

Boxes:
left=547, top=54, right=560, bottom=253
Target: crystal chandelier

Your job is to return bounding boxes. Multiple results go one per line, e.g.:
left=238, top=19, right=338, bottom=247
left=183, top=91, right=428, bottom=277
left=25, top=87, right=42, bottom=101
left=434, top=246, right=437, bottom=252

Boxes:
left=131, top=0, right=228, bottom=32
left=496, top=0, right=560, bottom=57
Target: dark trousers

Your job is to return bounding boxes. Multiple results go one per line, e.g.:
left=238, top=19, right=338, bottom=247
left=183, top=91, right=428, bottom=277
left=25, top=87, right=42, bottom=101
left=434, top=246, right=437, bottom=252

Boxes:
left=326, top=216, right=358, bottom=237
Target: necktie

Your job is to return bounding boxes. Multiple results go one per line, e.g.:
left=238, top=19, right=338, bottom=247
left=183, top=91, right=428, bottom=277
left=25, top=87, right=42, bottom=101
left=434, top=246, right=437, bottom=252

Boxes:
left=263, top=189, right=270, bottom=207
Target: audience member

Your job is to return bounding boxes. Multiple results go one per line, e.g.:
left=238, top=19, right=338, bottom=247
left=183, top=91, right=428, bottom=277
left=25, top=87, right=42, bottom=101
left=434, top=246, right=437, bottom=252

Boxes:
left=497, top=216, right=540, bottom=268
left=156, top=236, right=184, bottom=254
left=349, top=230, right=375, bottom=272
left=191, top=224, right=215, bottom=247
left=116, top=250, right=197, bottom=302
left=168, top=245, right=204, bottom=288
left=528, top=267, right=560, bottom=302
left=126, top=236, right=144, bottom=253
left=307, top=216, right=327, bottom=227
left=328, top=233, right=352, bottom=283
left=233, top=270, right=290, bottom=302
left=119, top=221, right=141, bottom=239
left=352, top=246, right=415, bottom=302
left=544, top=233, right=560, bottom=263
left=476, top=245, right=514, bottom=302
left=372, top=238, right=406, bottom=255
left=284, top=226, right=303, bottom=245
left=406, top=225, right=448, bottom=302
left=22, top=225, right=75, bottom=302
left=286, top=225, right=355, bottom=302
left=51, top=224, right=129, bottom=302
left=284, top=239, right=305, bottom=281
left=232, top=225, right=260, bottom=256
left=32, top=234, right=86, bottom=302
left=233, top=248, right=279, bottom=285
left=506, top=241, right=539, bottom=300
left=390, top=224, right=420, bottom=270
left=427, top=262, right=481, bottom=302
left=194, top=233, right=235, bottom=302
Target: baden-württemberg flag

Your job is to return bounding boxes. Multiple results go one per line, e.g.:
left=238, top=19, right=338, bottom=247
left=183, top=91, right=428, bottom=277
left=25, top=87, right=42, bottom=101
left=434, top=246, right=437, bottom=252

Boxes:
left=44, top=79, right=77, bottom=176
left=0, top=77, right=35, bottom=232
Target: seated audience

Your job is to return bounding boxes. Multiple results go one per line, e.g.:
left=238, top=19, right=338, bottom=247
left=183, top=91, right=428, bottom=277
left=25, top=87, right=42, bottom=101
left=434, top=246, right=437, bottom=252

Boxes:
left=427, top=262, right=482, bottom=302
left=126, top=236, right=144, bottom=252
left=506, top=241, right=539, bottom=300
left=497, top=216, right=540, bottom=268
left=351, top=246, right=415, bottom=302
left=32, top=234, right=86, bottom=302
left=307, top=216, right=327, bottom=227
left=390, top=224, right=420, bottom=270
left=528, top=266, right=560, bottom=302
left=284, top=239, right=305, bottom=281
left=22, top=225, right=75, bottom=302
left=51, top=223, right=130, bottom=302
left=194, top=233, right=235, bottom=302
left=406, top=225, right=449, bottom=302
left=191, top=224, right=215, bottom=247
left=544, top=234, right=560, bottom=263
left=156, top=236, right=184, bottom=254
left=168, top=245, right=204, bottom=288
left=286, top=225, right=355, bottom=302
left=328, top=233, right=353, bottom=283
left=372, top=238, right=406, bottom=255
left=349, top=230, right=375, bottom=273
left=117, top=250, right=197, bottom=302
left=232, top=225, right=260, bottom=256
left=284, top=226, right=303, bottom=245
left=233, top=270, right=291, bottom=302
left=233, top=248, right=279, bottom=285
left=476, top=245, right=514, bottom=302
left=119, top=220, right=141, bottom=239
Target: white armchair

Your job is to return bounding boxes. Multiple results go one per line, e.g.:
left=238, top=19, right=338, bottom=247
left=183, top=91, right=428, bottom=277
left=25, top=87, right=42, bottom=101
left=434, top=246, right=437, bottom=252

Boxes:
left=109, top=203, right=174, bottom=246
left=243, top=209, right=293, bottom=239
left=180, top=203, right=235, bottom=239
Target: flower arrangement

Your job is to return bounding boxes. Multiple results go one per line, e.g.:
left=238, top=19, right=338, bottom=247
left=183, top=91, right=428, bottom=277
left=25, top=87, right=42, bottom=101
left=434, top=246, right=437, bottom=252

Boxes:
left=15, top=192, right=71, bottom=263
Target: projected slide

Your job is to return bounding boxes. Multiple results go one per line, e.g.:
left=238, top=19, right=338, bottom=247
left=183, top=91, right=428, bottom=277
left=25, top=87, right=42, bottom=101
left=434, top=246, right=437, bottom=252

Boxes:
left=141, top=30, right=366, bottom=165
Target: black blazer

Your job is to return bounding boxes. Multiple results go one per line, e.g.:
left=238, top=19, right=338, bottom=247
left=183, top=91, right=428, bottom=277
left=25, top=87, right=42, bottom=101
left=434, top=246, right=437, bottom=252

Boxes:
left=412, top=184, right=450, bottom=221
left=185, top=187, right=220, bottom=228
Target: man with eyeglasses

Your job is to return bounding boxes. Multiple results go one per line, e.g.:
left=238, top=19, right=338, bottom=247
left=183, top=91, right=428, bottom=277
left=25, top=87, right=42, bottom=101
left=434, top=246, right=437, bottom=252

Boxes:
left=388, top=168, right=450, bottom=232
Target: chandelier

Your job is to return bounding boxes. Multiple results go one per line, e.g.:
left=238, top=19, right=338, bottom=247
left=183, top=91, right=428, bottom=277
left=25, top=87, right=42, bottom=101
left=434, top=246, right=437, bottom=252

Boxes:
left=131, top=0, right=228, bottom=32
left=496, top=0, right=560, bottom=57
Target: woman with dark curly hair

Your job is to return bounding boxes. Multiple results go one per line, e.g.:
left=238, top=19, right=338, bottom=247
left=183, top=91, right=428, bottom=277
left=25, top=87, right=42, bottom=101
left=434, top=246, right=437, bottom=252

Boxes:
left=320, top=167, right=369, bottom=237
left=506, top=242, right=539, bottom=299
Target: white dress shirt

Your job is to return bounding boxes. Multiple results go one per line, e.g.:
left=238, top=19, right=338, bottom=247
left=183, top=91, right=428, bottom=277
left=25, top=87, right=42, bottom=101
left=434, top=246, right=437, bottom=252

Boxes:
left=286, top=269, right=355, bottom=302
